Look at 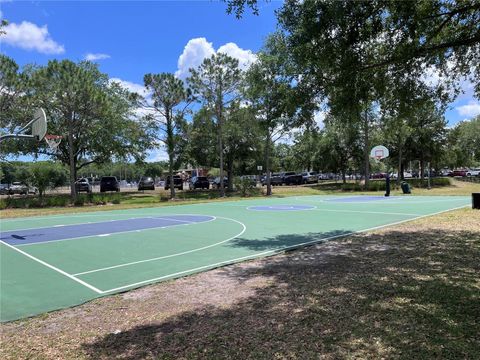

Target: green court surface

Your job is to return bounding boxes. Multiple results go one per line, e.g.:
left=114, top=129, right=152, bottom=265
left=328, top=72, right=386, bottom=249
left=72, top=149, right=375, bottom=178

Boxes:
left=0, top=195, right=470, bottom=322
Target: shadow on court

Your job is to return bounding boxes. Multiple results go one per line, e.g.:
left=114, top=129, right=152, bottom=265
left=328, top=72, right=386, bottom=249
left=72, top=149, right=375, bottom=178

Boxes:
left=81, top=226, right=480, bottom=359
left=227, top=230, right=353, bottom=251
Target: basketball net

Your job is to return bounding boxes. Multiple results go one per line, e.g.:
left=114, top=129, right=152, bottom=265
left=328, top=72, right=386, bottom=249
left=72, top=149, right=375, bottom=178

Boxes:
left=44, top=134, right=62, bottom=152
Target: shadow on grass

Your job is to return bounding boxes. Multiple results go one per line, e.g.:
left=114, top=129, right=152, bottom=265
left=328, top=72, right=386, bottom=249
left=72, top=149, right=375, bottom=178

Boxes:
left=82, top=228, right=480, bottom=359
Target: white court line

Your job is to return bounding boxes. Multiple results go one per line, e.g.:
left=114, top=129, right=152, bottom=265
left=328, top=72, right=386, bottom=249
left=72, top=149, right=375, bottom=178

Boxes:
left=246, top=205, right=317, bottom=211
left=313, top=209, right=421, bottom=216
left=97, top=204, right=470, bottom=294
left=73, top=216, right=246, bottom=276
left=0, top=240, right=103, bottom=294
left=15, top=215, right=216, bottom=247
left=293, top=195, right=470, bottom=205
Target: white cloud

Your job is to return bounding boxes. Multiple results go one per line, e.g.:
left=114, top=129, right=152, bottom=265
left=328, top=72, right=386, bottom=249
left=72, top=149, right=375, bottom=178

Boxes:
left=217, top=42, right=256, bottom=70
left=175, top=37, right=256, bottom=79
left=110, top=77, right=150, bottom=97
left=1, top=21, right=64, bottom=54
left=456, top=101, right=480, bottom=117
left=175, top=38, right=215, bottom=79
left=85, top=53, right=110, bottom=61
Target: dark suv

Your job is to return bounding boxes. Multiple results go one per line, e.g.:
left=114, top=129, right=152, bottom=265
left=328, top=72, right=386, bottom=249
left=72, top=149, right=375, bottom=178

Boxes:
left=75, top=178, right=92, bottom=193
left=189, top=176, right=210, bottom=190
left=282, top=172, right=303, bottom=185
left=165, top=175, right=183, bottom=190
left=138, top=176, right=155, bottom=191
left=261, top=173, right=283, bottom=186
left=100, top=176, right=120, bottom=192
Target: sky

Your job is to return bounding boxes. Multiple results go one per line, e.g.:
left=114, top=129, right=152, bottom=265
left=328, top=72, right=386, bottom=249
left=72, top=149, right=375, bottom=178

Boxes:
left=1, top=0, right=479, bottom=162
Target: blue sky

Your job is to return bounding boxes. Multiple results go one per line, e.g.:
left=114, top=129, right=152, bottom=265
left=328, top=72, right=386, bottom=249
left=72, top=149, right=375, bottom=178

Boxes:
left=1, top=0, right=479, bottom=161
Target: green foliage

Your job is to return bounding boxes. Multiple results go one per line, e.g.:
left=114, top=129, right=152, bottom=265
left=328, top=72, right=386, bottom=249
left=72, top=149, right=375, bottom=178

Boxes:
left=29, top=162, right=68, bottom=197
left=26, top=59, right=154, bottom=196
left=188, top=53, right=243, bottom=196
left=444, top=116, right=480, bottom=168
left=143, top=72, right=192, bottom=198
left=233, top=176, right=256, bottom=197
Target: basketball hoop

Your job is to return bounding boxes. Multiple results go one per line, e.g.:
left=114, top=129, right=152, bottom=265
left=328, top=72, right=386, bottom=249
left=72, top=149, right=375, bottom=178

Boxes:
left=370, top=145, right=389, bottom=161
left=44, top=134, right=63, bottom=152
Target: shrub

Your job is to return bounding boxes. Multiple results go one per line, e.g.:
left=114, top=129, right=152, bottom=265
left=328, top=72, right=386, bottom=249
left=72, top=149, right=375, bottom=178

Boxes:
left=233, top=177, right=256, bottom=197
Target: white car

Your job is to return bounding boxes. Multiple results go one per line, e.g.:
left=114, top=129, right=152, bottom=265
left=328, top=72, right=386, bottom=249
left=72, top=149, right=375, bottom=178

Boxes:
left=466, top=168, right=480, bottom=177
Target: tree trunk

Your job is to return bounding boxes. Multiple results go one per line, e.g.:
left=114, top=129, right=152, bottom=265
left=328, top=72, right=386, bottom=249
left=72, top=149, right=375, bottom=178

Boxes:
left=68, top=111, right=77, bottom=200
left=216, top=98, right=225, bottom=197
left=265, top=132, right=272, bottom=196
left=420, top=153, right=425, bottom=181
left=397, top=144, right=403, bottom=185
left=227, top=159, right=234, bottom=191
left=363, top=110, right=370, bottom=187
left=166, top=111, right=176, bottom=199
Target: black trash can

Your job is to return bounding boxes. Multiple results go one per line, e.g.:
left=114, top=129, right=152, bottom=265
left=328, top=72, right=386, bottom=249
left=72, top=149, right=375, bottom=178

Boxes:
left=473, top=193, right=480, bottom=209
left=401, top=181, right=411, bottom=194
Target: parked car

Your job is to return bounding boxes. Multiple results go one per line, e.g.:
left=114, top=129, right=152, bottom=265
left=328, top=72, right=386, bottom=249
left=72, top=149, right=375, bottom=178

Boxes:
left=301, top=171, right=318, bottom=184
left=75, top=178, right=92, bottom=193
left=189, top=176, right=210, bottom=190
left=282, top=172, right=303, bottom=185
left=371, top=173, right=387, bottom=179
left=100, top=176, right=120, bottom=192
left=0, top=183, right=10, bottom=195
left=165, top=175, right=183, bottom=190
left=212, top=176, right=228, bottom=189
left=9, top=182, right=29, bottom=195
left=261, top=173, right=283, bottom=186
left=391, top=172, right=413, bottom=179
left=451, top=169, right=467, bottom=177
left=466, top=168, right=480, bottom=177
left=138, top=176, right=155, bottom=191
left=439, top=168, right=452, bottom=176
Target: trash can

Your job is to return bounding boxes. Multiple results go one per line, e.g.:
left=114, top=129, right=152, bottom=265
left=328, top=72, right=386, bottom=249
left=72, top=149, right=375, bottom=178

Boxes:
left=473, top=193, right=480, bottom=209
left=401, top=181, right=411, bottom=194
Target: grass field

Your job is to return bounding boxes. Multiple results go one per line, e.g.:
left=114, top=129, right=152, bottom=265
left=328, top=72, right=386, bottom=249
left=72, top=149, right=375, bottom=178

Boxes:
left=0, top=181, right=479, bottom=359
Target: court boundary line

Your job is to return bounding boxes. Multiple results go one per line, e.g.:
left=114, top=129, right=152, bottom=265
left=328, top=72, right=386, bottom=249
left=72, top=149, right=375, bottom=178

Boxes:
left=313, top=209, right=422, bottom=216
left=246, top=205, right=317, bottom=212
left=73, top=216, right=247, bottom=276
left=97, top=204, right=470, bottom=294
left=294, top=195, right=470, bottom=205
left=0, top=240, right=103, bottom=294
left=14, top=215, right=217, bottom=247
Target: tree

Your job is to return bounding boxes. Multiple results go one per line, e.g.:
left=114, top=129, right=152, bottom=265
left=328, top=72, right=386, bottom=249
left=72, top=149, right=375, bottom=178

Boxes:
left=223, top=103, right=262, bottom=190
left=188, top=53, right=243, bottom=197
left=244, top=34, right=310, bottom=195
left=30, top=60, right=153, bottom=199
left=30, top=162, right=68, bottom=198
left=444, top=116, right=480, bottom=168
left=186, top=107, right=219, bottom=169
left=143, top=73, right=192, bottom=199
left=0, top=55, right=33, bottom=141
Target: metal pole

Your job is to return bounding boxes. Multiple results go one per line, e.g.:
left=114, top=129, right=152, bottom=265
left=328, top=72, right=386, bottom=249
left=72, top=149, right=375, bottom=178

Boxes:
left=0, top=134, right=35, bottom=142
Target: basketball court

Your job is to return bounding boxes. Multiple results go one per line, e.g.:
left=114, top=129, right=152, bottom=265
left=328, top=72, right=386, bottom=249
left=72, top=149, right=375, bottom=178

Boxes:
left=0, top=194, right=470, bottom=321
